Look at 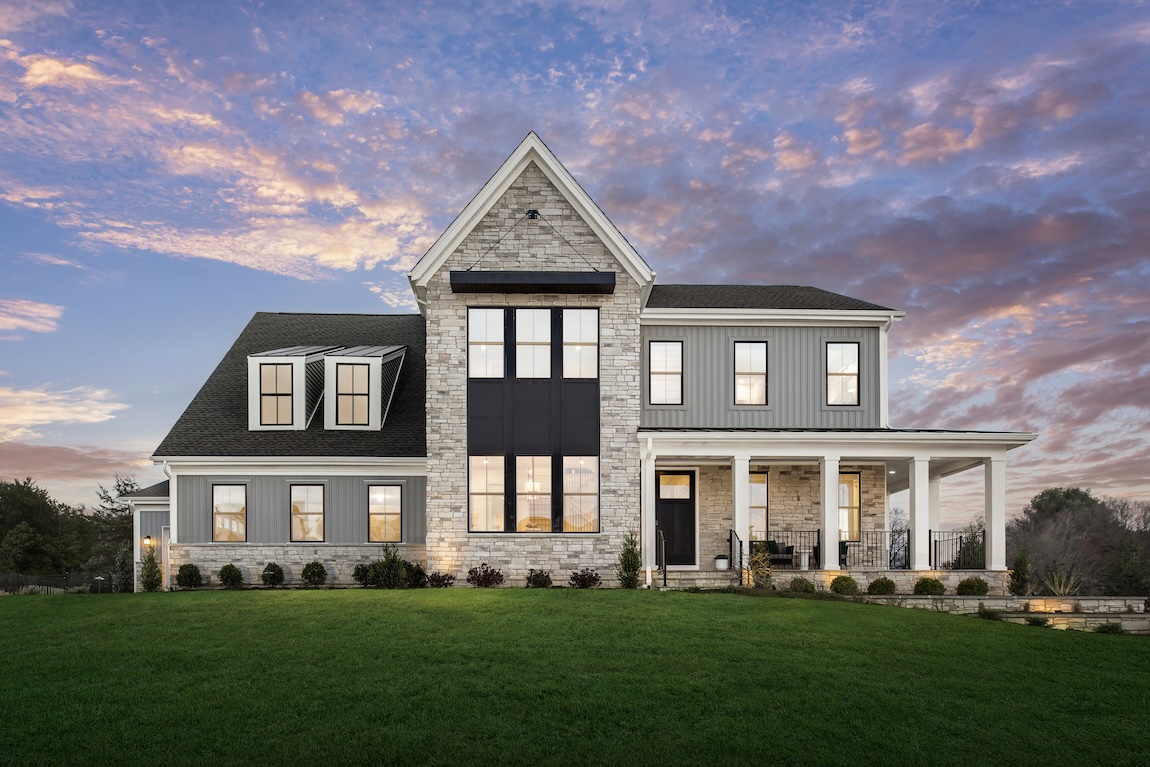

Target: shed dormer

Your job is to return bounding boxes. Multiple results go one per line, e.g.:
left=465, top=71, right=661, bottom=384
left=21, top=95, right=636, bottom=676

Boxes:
left=322, top=345, right=406, bottom=431
left=246, top=346, right=340, bottom=431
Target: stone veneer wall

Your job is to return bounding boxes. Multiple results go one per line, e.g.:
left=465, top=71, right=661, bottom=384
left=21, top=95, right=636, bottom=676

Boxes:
left=767, top=464, right=886, bottom=531
left=423, top=162, right=642, bottom=586
left=798, top=569, right=1011, bottom=595
left=169, top=544, right=427, bottom=587
left=698, top=466, right=734, bottom=567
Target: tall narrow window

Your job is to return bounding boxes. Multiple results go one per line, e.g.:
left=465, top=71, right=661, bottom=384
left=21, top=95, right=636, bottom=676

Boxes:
left=212, top=485, right=246, bottom=542
left=336, top=363, right=370, bottom=425
left=469, top=456, right=505, bottom=531
left=749, top=473, right=768, bottom=541
left=649, top=341, right=683, bottom=405
left=563, top=457, right=599, bottom=532
left=734, top=342, right=767, bottom=405
left=563, top=309, right=598, bottom=378
left=515, top=309, right=551, bottom=378
left=260, top=363, right=293, bottom=425
left=368, top=485, right=402, bottom=543
left=827, top=342, right=860, bottom=406
left=290, top=484, right=324, bottom=542
left=468, top=309, right=504, bottom=378
left=515, top=456, right=552, bottom=531
left=838, top=473, right=861, bottom=542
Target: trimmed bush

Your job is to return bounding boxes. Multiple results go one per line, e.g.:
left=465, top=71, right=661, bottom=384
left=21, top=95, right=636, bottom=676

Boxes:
left=956, top=577, right=989, bottom=596
left=176, top=563, right=203, bottom=589
left=139, top=546, right=163, bottom=592
left=466, top=563, right=504, bottom=588
left=301, top=560, right=327, bottom=588
left=914, top=577, right=945, bottom=596
left=352, top=562, right=370, bottom=586
left=525, top=569, right=552, bottom=588
left=1094, top=622, right=1124, bottom=634
left=976, top=602, right=1003, bottom=621
left=428, top=572, right=455, bottom=588
left=218, top=563, right=243, bottom=588
left=261, top=562, right=285, bottom=587
left=867, top=576, right=897, bottom=595
left=829, top=575, right=859, bottom=595
left=788, top=577, right=816, bottom=594
left=568, top=568, right=601, bottom=589
left=406, top=561, right=428, bottom=589
left=367, top=546, right=408, bottom=588
left=615, top=532, right=642, bottom=589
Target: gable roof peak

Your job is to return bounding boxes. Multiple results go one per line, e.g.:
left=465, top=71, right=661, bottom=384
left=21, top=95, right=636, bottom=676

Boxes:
left=407, top=132, right=655, bottom=311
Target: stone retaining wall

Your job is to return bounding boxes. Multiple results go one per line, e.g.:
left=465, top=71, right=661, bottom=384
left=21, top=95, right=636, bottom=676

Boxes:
left=169, top=543, right=428, bottom=587
left=781, top=569, right=1012, bottom=595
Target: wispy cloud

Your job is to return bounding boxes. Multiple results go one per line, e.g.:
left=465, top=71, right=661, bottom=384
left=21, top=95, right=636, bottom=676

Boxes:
left=0, top=441, right=148, bottom=481
left=0, top=385, right=127, bottom=440
left=0, top=298, right=64, bottom=339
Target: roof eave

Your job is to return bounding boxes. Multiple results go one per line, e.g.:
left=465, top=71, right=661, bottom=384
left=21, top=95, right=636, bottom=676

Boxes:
left=640, top=307, right=907, bottom=326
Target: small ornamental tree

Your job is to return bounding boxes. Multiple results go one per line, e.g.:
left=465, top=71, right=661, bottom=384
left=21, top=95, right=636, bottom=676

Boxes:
left=139, top=545, right=163, bottom=592
left=616, top=532, right=642, bottom=589
left=112, top=543, right=134, bottom=593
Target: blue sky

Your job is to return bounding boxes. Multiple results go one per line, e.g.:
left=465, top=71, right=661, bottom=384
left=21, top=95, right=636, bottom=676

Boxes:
left=1, top=0, right=1148, bottom=523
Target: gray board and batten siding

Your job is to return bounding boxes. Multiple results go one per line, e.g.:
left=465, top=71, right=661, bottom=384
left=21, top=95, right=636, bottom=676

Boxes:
left=139, top=510, right=170, bottom=545
left=177, top=475, right=427, bottom=545
left=640, top=325, right=880, bottom=429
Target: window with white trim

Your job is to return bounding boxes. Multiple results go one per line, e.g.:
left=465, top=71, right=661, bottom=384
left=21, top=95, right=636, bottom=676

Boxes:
left=649, top=341, right=683, bottom=405
left=839, top=473, right=861, bottom=542
left=749, top=473, right=768, bottom=541
left=827, top=342, right=860, bottom=406
left=212, top=485, right=246, bottom=542
left=734, top=342, right=767, bottom=405
left=290, top=484, right=324, bottom=542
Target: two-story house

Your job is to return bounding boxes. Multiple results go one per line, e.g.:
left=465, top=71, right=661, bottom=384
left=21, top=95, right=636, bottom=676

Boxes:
left=130, top=132, right=1035, bottom=592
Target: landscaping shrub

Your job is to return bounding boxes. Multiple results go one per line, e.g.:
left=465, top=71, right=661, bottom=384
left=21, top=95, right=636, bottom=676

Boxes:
left=867, top=576, right=897, bottom=595
left=301, top=561, right=327, bottom=588
left=956, top=577, right=989, bottom=596
left=65, top=585, right=89, bottom=594
left=139, top=545, right=163, bottom=592
left=352, top=562, right=370, bottom=586
left=176, top=563, right=203, bottom=589
left=976, top=602, right=1003, bottom=621
left=615, top=532, right=642, bottom=589
left=112, top=544, right=134, bottom=593
left=788, top=577, right=816, bottom=594
left=1026, top=616, right=1049, bottom=627
left=525, top=569, right=552, bottom=588
left=428, top=572, right=455, bottom=588
left=1008, top=549, right=1033, bottom=596
left=829, top=575, right=859, bottom=595
left=367, top=546, right=408, bottom=588
left=1094, top=622, right=1124, bottom=634
left=261, top=562, right=285, bottom=587
left=466, top=563, right=504, bottom=588
left=218, top=563, right=243, bottom=589
left=743, top=549, right=772, bottom=589
left=406, top=561, right=428, bottom=588
left=568, top=568, right=601, bottom=589
left=913, top=577, right=945, bottom=596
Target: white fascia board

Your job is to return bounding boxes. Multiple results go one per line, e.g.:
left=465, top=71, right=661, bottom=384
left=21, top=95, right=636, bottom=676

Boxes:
left=408, top=132, right=654, bottom=295
left=152, top=456, right=428, bottom=476
left=640, top=308, right=907, bottom=327
left=636, top=430, right=1037, bottom=460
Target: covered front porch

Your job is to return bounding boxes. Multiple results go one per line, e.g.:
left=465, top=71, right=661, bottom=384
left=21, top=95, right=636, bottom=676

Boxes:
left=637, top=429, right=1036, bottom=590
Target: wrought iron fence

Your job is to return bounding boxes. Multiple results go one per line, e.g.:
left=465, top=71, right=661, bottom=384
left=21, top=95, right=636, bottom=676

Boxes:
left=0, top=571, right=115, bottom=594
left=751, top=530, right=821, bottom=570
left=841, top=529, right=911, bottom=570
left=930, top=529, right=986, bottom=569
left=728, top=529, right=743, bottom=574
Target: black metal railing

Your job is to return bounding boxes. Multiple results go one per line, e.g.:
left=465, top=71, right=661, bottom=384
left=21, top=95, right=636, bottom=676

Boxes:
left=930, top=529, right=986, bottom=569
left=0, top=571, right=115, bottom=594
left=728, top=529, right=743, bottom=574
left=751, top=530, right=822, bottom=570
left=839, top=529, right=911, bottom=570
left=657, top=530, right=668, bottom=587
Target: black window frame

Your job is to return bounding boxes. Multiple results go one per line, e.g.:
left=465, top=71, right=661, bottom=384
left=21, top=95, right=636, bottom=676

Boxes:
left=367, top=484, right=403, bottom=543
left=211, top=483, right=247, bottom=543
left=335, top=362, right=371, bottom=426
left=289, top=483, right=325, bottom=543
left=259, top=362, right=294, bottom=426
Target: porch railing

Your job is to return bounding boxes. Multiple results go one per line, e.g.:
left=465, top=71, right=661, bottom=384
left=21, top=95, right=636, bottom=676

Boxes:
left=728, top=529, right=743, bottom=575
left=751, top=530, right=821, bottom=570
left=930, top=529, right=986, bottom=569
left=842, top=529, right=910, bottom=570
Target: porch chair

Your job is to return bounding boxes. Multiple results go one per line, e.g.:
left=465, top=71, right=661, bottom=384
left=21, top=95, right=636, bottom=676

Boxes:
left=766, top=539, right=794, bottom=567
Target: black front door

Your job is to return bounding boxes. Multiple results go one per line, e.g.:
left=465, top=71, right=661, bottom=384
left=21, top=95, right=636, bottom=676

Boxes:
left=655, top=471, right=695, bottom=566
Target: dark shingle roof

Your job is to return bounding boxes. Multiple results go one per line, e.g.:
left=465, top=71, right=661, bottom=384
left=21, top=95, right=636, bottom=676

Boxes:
left=125, top=480, right=169, bottom=498
left=646, top=285, right=895, bottom=311
left=153, top=313, right=426, bottom=458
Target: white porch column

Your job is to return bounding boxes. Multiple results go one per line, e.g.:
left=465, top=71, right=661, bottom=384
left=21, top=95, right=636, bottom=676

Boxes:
left=641, top=448, right=656, bottom=587
left=909, top=457, right=931, bottom=570
left=985, top=458, right=1007, bottom=570
left=929, top=476, right=941, bottom=533
left=732, top=455, right=751, bottom=568
left=819, top=455, right=840, bottom=570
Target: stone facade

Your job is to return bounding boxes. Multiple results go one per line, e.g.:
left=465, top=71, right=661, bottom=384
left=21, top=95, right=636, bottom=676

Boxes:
left=767, top=463, right=886, bottom=531
left=170, top=543, right=427, bottom=587
left=423, top=162, right=642, bottom=585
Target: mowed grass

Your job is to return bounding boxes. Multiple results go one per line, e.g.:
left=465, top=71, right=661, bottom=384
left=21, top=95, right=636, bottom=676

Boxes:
left=2, top=590, right=1148, bottom=767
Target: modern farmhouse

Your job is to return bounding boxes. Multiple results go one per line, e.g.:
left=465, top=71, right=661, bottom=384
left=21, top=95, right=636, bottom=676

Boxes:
left=130, top=132, right=1036, bottom=592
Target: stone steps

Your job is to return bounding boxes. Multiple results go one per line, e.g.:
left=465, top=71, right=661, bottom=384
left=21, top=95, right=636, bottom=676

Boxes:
left=651, top=570, right=741, bottom=590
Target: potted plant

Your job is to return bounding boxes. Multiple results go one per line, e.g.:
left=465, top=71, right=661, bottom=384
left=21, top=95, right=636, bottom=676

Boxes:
left=714, top=554, right=730, bottom=571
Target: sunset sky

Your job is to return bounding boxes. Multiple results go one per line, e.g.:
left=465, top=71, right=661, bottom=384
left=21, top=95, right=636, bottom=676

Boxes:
left=1, top=0, right=1147, bottom=523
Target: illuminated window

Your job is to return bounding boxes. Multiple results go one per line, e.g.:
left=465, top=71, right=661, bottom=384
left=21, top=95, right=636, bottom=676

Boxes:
left=516, top=456, right=552, bottom=531
left=515, top=309, right=551, bottom=378
left=839, top=473, right=861, bottom=542
left=827, top=342, right=860, bottom=406
left=734, top=342, right=767, bottom=405
left=290, top=484, right=324, bottom=542
left=260, top=363, right=293, bottom=425
left=212, top=485, right=246, bottom=542
left=750, top=473, right=768, bottom=541
left=650, top=341, right=683, bottom=405
left=563, top=309, right=598, bottom=378
left=468, top=309, right=504, bottom=378
left=659, top=473, right=690, bottom=499
left=368, top=485, right=402, bottom=543
left=336, top=363, right=370, bottom=426
left=563, top=457, right=598, bottom=532
left=469, top=456, right=505, bottom=531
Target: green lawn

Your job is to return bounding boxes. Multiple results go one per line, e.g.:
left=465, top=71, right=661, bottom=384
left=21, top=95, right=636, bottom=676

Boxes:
left=2, top=590, right=1148, bottom=766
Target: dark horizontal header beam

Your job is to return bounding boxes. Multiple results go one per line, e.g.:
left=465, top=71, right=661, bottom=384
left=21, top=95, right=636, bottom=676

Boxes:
left=449, top=271, right=615, bottom=295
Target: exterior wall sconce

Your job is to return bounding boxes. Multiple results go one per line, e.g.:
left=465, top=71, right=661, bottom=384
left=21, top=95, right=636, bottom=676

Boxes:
left=143, top=535, right=153, bottom=548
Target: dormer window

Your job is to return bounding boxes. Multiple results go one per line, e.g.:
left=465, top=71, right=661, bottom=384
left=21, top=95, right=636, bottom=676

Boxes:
left=260, top=364, right=294, bottom=425
left=336, top=363, right=370, bottom=426
left=247, top=346, right=337, bottom=431
left=322, top=345, right=406, bottom=431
